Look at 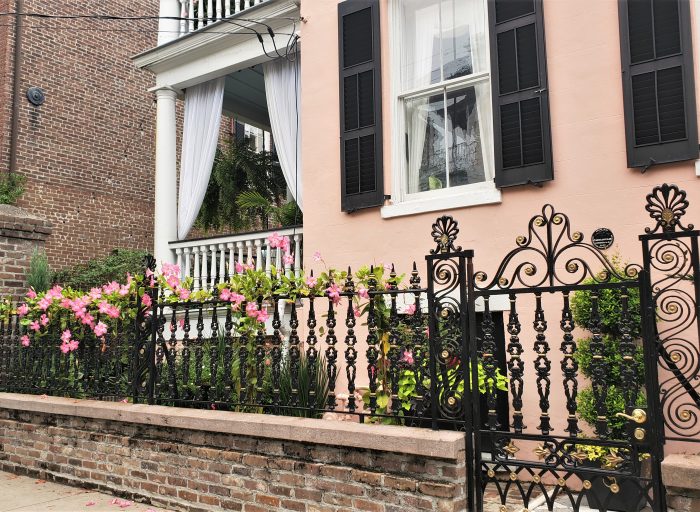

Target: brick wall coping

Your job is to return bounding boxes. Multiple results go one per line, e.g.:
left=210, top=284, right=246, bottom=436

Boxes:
left=662, top=453, right=700, bottom=490
left=0, top=393, right=464, bottom=459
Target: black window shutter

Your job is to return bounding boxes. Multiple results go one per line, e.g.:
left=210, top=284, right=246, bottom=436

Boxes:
left=489, top=0, right=553, bottom=188
left=619, top=0, right=698, bottom=169
left=338, top=0, right=383, bottom=212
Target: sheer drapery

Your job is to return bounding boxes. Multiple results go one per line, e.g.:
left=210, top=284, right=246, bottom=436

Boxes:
left=405, top=2, right=438, bottom=194
left=264, top=56, right=302, bottom=209
left=177, top=77, right=226, bottom=240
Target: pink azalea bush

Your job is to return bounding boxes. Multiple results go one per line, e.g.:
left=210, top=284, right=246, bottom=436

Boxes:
left=13, top=246, right=410, bottom=356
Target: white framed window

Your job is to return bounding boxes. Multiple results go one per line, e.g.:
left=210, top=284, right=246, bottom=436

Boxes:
left=384, top=0, right=500, bottom=218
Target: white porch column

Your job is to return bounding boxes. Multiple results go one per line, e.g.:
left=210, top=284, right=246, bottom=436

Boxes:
left=158, top=0, right=182, bottom=45
left=153, top=87, right=178, bottom=266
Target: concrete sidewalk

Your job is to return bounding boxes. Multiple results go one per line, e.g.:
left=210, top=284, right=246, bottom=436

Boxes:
left=0, top=471, right=173, bottom=512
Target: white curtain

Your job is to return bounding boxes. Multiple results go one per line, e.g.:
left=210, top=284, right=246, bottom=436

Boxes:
left=177, top=77, right=225, bottom=240
left=406, top=3, right=439, bottom=194
left=264, top=56, right=302, bottom=209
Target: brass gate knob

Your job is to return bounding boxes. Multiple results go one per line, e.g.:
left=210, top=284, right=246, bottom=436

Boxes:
left=615, top=408, right=647, bottom=424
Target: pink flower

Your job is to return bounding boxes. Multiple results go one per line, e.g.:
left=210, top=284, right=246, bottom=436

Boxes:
left=405, top=303, right=417, bottom=315
left=40, top=314, right=49, bottom=326
left=256, top=309, right=269, bottom=323
left=103, top=281, right=120, bottom=295
left=245, top=302, right=259, bottom=318
left=61, top=329, right=72, bottom=343
left=283, top=253, right=294, bottom=266
left=230, top=293, right=245, bottom=305
left=68, top=339, right=79, bottom=352
left=357, top=285, right=369, bottom=299
left=106, top=305, right=121, bottom=319
left=60, top=298, right=72, bottom=309
left=120, top=398, right=128, bottom=403
left=98, top=300, right=111, bottom=314
left=162, top=262, right=180, bottom=278
left=89, top=288, right=102, bottom=300
left=219, top=288, right=231, bottom=301
left=326, top=283, right=342, bottom=305
left=48, top=285, right=63, bottom=298
left=60, top=343, right=70, bottom=354
left=353, top=306, right=361, bottom=318
left=17, top=304, right=29, bottom=317
left=177, top=288, right=191, bottom=301
left=141, top=293, right=152, bottom=307
left=37, top=297, right=52, bottom=311
left=119, top=285, right=130, bottom=296
left=401, top=350, right=415, bottom=365
left=235, top=262, right=245, bottom=274
left=26, top=289, right=37, bottom=299
left=166, top=274, right=180, bottom=289
left=85, top=501, right=96, bottom=507
left=305, top=276, right=317, bottom=288
left=20, top=335, right=30, bottom=347
left=267, top=232, right=289, bottom=252
left=313, top=251, right=322, bottom=262
left=177, top=319, right=185, bottom=329
left=29, top=321, right=40, bottom=332
left=94, top=322, right=108, bottom=337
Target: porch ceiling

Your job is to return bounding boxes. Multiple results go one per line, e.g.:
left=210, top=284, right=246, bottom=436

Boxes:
left=223, top=66, right=270, bottom=129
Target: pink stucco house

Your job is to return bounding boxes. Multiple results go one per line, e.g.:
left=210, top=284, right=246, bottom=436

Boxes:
left=132, top=1, right=700, bottom=510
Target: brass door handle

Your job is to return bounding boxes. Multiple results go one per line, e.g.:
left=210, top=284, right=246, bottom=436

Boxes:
left=615, top=408, right=647, bottom=424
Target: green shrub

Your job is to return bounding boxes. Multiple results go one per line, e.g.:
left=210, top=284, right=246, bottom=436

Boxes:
left=577, top=386, right=645, bottom=440
left=52, top=249, right=149, bottom=291
left=570, top=260, right=646, bottom=442
left=570, top=275, right=642, bottom=338
left=0, top=173, right=25, bottom=205
left=26, top=249, right=51, bottom=293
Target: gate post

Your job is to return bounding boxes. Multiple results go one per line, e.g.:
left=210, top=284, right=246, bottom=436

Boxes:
left=425, top=216, right=476, bottom=512
left=638, top=183, right=700, bottom=510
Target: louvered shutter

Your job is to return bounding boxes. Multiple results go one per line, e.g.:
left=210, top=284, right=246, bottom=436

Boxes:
left=489, top=0, right=553, bottom=187
left=338, top=0, right=383, bottom=212
left=619, top=0, right=697, bottom=169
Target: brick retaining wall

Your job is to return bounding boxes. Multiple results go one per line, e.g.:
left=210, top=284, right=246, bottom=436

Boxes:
left=0, top=394, right=466, bottom=512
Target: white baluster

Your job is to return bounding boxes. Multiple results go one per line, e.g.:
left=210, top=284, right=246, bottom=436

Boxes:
left=227, top=243, right=235, bottom=280
left=255, top=239, right=263, bottom=272
left=179, top=1, right=187, bottom=36
left=245, top=240, right=253, bottom=266
left=293, top=234, right=301, bottom=277
left=197, top=0, right=204, bottom=30
left=183, top=247, right=192, bottom=281
left=216, top=0, right=223, bottom=20
left=275, top=247, right=281, bottom=275
left=265, top=238, right=272, bottom=275
left=209, top=244, right=218, bottom=289
left=175, top=248, right=183, bottom=280
left=236, top=241, right=244, bottom=272
left=192, top=247, right=201, bottom=291
left=234, top=0, right=241, bottom=13
left=189, top=0, right=195, bottom=32
left=200, top=245, right=209, bottom=291
left=207, top=0, right=214, bottom=24
left=225, top=0, right=231, bottom=17
left=218, top=244, right=226, bottom=284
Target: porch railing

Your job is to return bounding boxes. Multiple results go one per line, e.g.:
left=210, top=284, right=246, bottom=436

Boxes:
left=177, top=0, right=267, bottom=38
left=169, top=226, right=303, bottom=290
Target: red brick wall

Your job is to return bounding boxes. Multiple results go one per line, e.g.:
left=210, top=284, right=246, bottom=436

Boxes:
left=0, top=0, right=158, bottom=270
left=0, top=406, right=468, bottom=512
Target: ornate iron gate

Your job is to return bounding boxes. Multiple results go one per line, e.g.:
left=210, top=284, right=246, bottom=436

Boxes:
left=427, top=184, right=699, bottom=512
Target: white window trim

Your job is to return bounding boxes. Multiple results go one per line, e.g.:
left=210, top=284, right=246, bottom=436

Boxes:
left=384, top=0, right=501, bottom=220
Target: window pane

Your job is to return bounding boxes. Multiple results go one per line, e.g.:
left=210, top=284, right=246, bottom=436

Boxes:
left=442, top=0, right=487, bottom=80
left=406, top=93, right=446, bottom=193
left=401, top=0, right=487, bottom=91
left=447, top=86, right=487, bottom=186
left=406, top=85, right=489, bottom=194
left=401, top=0, right=441, bottom=90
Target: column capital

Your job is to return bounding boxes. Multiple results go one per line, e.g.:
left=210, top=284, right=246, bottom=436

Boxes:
left=151, top=85, right=181, bottom=100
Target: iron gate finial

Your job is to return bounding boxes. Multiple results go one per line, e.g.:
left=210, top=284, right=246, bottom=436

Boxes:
left=430, top=216, right=461, bottom=254
left=645, top=183, right=694, bottom=233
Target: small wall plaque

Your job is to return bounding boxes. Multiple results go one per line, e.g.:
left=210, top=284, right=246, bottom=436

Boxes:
left=591, top=228, right=614, bottom=250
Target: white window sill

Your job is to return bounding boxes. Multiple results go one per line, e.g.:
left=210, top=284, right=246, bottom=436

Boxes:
left=380, top=186, right=502, bottom=219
